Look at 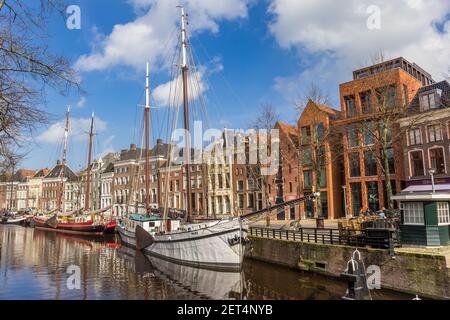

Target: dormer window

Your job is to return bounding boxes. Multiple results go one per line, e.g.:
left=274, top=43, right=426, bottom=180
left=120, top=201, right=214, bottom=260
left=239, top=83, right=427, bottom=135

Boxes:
left=421, top=90, right=440, bottom=111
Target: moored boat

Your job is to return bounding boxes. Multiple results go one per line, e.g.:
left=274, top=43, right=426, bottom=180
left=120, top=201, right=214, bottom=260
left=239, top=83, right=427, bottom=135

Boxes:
left=1, top=214, right=27, bottom=225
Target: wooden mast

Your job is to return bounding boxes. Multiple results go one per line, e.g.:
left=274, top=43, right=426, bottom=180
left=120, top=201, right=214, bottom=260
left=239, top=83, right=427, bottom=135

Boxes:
left=145, top=63, right=151, bottom=216
left=58, top=106, right=70, bottom=212
left=84, top=113, right=94, bottom=210
left=179, top=6, right=192, bottom=223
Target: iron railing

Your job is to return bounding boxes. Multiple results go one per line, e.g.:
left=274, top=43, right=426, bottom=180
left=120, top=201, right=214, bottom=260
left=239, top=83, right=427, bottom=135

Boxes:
left=249, top=226, right=400, bottom=250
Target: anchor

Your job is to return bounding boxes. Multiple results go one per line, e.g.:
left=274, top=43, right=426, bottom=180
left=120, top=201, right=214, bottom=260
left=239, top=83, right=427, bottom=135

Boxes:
left=341, top=249, right=371, bottom=300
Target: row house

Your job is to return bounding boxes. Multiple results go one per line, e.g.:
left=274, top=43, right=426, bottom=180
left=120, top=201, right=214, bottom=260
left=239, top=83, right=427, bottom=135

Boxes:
left=268, top=121, right=301, bottom=220
left=230, top=131, right=267, bottom=216
left=159, top=163, right=208, bottom=217
left=204, top=133, right=234, bottom=218
left=112, top=140, right=170, bottom=217
left=27, top=169, right=49, bottom=210
left=80, top=152, right=119, bottom=211
left=100, top=162, right=114, bottom=213
left=297, top=102, right=343, bottom=219
left=0, top=170, right=37, bottom=211
left=41, top=161, right=79, bottom=212
left=400, top=80, right=450, bottom=185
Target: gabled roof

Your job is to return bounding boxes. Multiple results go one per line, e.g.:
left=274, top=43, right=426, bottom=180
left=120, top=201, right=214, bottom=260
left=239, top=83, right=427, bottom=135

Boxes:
left=275, top=121, right=298, bottom=137
left=34, top=168, right=49, bottom=178
left=45, top=164, right=78, bottom=182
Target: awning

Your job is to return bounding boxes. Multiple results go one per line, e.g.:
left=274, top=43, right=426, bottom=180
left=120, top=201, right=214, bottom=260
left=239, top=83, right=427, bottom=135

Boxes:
left=392, top=184, right=450, bottom=201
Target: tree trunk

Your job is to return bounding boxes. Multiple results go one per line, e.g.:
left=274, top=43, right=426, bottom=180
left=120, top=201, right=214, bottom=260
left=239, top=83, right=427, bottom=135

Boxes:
left=382, top=124, right=394, bottom=210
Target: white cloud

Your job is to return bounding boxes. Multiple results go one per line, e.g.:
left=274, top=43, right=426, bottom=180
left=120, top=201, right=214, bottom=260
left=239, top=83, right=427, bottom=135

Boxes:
left=152, top=68, right=207, bottom=106
left=37, top=117, right=107, bottom=144
left=269, top=0, right=450, bottom=101
left=75, top=0, right=252, bottom=72
left=76, top=96, right=86, bottom=108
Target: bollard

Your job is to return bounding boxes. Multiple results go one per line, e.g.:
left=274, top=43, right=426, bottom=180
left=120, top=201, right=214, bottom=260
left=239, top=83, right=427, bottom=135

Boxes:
left=341, top=249, right=371, bottom=300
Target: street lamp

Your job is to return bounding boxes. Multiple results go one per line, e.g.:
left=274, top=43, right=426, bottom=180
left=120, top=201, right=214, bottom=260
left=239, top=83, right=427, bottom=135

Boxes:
left=429, top=169, right=436, bottom=193
left=342, top=185, right=348, bottom=217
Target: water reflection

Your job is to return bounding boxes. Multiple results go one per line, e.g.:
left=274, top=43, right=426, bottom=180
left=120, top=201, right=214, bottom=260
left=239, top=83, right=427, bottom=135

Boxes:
left=0, top=225, right=411, bottom=300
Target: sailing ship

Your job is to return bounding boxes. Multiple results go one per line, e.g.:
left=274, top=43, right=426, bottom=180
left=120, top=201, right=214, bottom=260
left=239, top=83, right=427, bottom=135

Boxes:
left=32, top=108, right=116, bottom=235
left=117, top=7, right=319, bottom=271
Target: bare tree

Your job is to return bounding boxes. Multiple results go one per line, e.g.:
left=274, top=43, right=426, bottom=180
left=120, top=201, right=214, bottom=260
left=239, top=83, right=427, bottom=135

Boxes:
left=355, top=75, right=426, bottom=210
left=0, top=1, right=81, bottom=170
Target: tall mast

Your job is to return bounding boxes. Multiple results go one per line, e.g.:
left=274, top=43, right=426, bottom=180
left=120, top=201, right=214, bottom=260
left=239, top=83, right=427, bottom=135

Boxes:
left=84, top=112, right=94, bottom=210
left=58, top=106, right=70, bottom=212
left=179, top=6, right=192, bottom=222
left=145, top=62, right=151, bottom=215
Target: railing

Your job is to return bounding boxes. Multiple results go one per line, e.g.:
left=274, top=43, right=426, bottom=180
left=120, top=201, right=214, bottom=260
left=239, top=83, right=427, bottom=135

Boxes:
left=249, top=226, right=400, bottom=251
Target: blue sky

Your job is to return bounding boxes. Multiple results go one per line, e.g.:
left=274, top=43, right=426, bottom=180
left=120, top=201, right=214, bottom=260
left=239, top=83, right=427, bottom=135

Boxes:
left=23, top=0, right=450, bottom=171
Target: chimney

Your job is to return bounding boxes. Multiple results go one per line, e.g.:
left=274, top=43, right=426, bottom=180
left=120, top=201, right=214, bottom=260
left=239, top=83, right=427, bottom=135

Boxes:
left=157, top=138, right=163, bottom=145
left=56, top=160, right=61, bottom=166
left=130, top=143, right=137, bottom=150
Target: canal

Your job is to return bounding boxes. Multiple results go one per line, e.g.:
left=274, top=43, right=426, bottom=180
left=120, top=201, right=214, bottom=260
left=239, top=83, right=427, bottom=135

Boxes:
left=0, top=225, right=412, bottom=300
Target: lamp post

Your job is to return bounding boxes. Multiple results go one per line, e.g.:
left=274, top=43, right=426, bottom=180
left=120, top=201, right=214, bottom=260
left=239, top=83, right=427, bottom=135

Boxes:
left=429, top=169, right=436, bottom=193
left=342, top=185, right=348, bottom=218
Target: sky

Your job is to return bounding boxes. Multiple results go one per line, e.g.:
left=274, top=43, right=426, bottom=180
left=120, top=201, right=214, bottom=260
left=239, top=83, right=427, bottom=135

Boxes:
left=23, top=0, right=450, bottom=172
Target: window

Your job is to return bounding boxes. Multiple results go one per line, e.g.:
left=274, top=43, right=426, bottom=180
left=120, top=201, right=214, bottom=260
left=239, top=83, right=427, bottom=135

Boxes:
left=319, top=167, right=327, bottom=188
left=428, top=124, right=442, bottom=142
left=381, top=148, right=395, bottom=174
left=247, top=193, right=254, bottom=208
left=238, top=194, right=244, bottom=209
left=290, top=206, right=295, bottom=220
left=238, top=180, right=244, bottom=191
left=351, top=182, right=362, bottom=216
left=403, top=202, right=424, bottom=225
left=360, top=91, right=372, bottom=113
left=289, top=182, right=293, bottom=193
left=320, top=192, right=328, bottom=218
left=363, top=123, right=375, bottom=145
left=408, top=128, right=422, bottom=146
left=349, top=152, right=360, bottom=177
left=247, top=179, right=254, bottom=190
left=305, top=200, right=314, bottom=218
left=364, top=151, right=377, bottom=176
left=345, top=95, right=357, bottom=117
left=410, top=151, right=425, bottom=177
left=302, top=147, right=312, bottom=166
left=430, top=148, right=445, bottom=174
left=348, top=127, right=359, bottom=148
left=366, top=181, right=379, bottom=212
left=316, top=123, right=325, bottom=140
left=303, top=171, right=312, bottom=189
left=301, top=126, right=311, bottom=145
left=437, top=202, right=450, bottom=225
left=421, top=92, right=437, bottom=111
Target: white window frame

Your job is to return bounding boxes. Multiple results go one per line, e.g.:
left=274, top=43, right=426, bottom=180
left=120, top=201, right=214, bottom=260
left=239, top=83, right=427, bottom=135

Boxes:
left=403, top=202, right=424, bottom=225
left=428, top=146, right=447, bottom=174
left=408, top=127, right=422, bottom=146
left=437, top=202, right=450, bottom=225
left=427, top=124, right=442, bottom=143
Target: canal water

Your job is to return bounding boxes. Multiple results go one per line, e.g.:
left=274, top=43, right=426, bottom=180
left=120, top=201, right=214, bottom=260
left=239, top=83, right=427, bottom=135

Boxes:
left=0, top=225, right=411, bottom=300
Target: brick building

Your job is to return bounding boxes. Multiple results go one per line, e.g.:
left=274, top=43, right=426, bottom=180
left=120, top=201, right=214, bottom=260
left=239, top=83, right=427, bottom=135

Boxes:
left=399, top=80, right=450, bottom=186
left=335, top=57, right=431, bottom=216
left=267, top=121, right=301, bottom=220
left=297, top=101, right=343, bottom=219
left=41, top=161, right=79, bottom=212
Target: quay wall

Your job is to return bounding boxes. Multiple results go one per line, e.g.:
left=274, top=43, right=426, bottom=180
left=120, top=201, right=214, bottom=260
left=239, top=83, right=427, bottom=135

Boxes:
left=246, top=236, right=450, bottom=299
